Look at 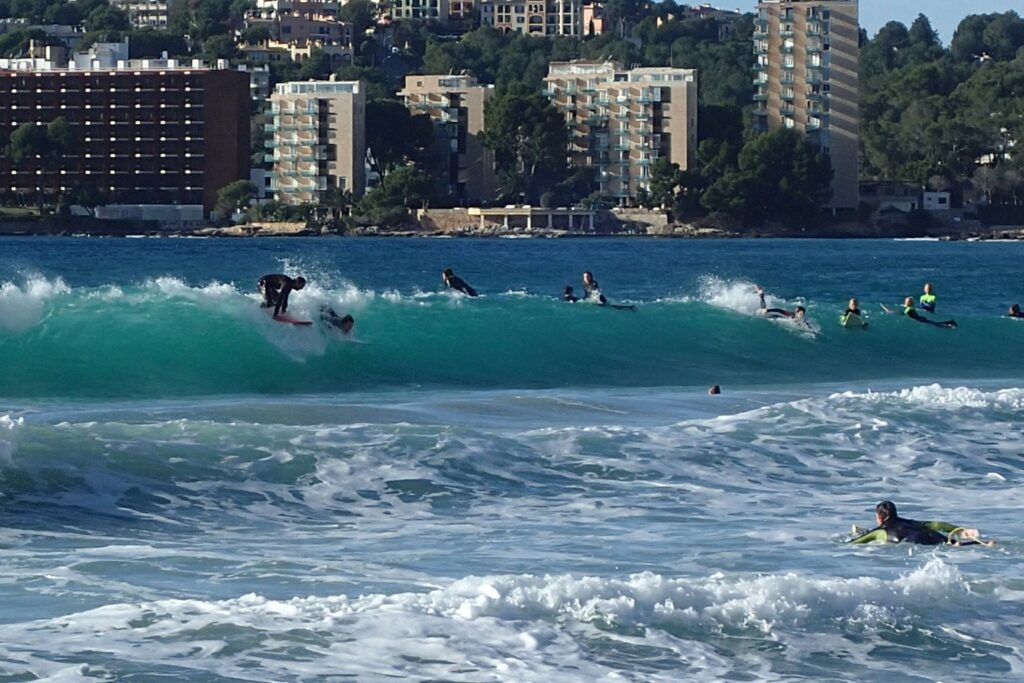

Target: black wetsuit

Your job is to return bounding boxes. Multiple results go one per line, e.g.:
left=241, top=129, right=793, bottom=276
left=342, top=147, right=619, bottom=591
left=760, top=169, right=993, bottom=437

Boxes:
left=563, top=292, right=579, bottom=302
left=445, top=275, right=478, bottom=297
left=905, top=307, right=956, bottom=328
left=584, top=280, right=607, bottom=305
left=259, top=274, right=298, bottom=316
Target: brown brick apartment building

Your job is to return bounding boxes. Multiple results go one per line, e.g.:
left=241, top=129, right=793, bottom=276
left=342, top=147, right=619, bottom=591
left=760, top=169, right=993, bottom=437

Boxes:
left=0, top=67, right=250, bottom=214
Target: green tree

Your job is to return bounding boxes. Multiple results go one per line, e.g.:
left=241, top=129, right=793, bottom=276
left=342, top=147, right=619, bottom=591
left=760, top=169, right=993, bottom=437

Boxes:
left=702, top=129, right=832, bottom=226
left=6, top=122, right=49, bottom=164
left=201, top=33, right=238, bottom=62
left=353, top=165, right=432, bottom=227
left=338, top=0, right=375, bottom=36
left=215, top=180, right=257, bottom=217
left=365, top=99, right=434, bottom=179
left=482, top=82, right=569, bottom=204
left=646, top=158, right=685, bottom=209
left=85, top=5, right=130, bottom=32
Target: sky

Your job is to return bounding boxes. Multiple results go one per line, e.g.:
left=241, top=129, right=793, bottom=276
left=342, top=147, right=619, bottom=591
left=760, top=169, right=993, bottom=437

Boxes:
left=735, top=1, right=1022, bottom=44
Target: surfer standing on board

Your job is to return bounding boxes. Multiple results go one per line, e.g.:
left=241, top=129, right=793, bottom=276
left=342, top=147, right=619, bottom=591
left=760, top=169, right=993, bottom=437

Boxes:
left=258, top=273, right=306, bottom=317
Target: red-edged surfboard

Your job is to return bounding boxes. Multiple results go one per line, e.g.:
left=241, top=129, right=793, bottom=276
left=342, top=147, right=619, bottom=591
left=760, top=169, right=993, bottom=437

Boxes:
left=273, top=314, right=313, bottom=326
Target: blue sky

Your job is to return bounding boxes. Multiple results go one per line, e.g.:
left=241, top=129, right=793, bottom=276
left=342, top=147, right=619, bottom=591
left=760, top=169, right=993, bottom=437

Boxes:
left=736, top=1, right=1022, bottom=43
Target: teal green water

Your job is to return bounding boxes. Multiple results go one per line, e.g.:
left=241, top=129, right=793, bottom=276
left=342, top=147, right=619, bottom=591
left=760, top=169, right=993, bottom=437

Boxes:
left=1, top=237, right=1022, bottom=682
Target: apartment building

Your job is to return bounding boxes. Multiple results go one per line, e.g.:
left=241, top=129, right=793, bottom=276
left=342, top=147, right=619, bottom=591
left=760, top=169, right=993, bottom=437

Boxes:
left=754, top=0, right=859, bottom=209
left=390, top=0, right=449, bottom=23
left=0, top=62, right=250, bottom=214
left=398, top=74, right=497, bottom=204
left=480, top=0, right=581, bottom=36
left=266, top=79, right=366, bottom=205
left=110, top=0, right=182, bottom=29
left=544, top=61, right=697, bottom=201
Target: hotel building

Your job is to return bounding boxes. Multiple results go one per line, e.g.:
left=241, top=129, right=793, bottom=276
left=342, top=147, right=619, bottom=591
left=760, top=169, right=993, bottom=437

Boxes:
left=544, top=61, right=698, bottom=201
left=0, top=62, right=250, bottom=215
left=398, top=74, right=497, bottom=205
left=753, top=0, right=859, bottom=209
left=266, top=79, right=366, bottom=204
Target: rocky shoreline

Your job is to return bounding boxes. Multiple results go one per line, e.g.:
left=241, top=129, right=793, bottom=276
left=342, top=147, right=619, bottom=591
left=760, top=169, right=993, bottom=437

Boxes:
left=1, top=216, right=1022, bottom=240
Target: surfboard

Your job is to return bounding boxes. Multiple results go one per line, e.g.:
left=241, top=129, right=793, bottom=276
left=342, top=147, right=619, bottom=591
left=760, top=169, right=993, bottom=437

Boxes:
left=274, top=314, right=313, bottom=326
left=841, top=312, right=866, bottom=328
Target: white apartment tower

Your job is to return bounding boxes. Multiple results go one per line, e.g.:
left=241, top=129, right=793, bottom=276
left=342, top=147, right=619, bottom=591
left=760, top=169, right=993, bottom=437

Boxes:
left=267, top=80, right=366, bottom=204
left=545, top=61, right=698, bottom=201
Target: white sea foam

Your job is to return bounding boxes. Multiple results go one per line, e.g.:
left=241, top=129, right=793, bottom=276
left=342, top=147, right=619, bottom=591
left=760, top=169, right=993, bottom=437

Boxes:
left=0, top=275, right=70, bottom=332
left=0, top=559, right=980, bottom=682
left=828, top=384, right=1024, bottom=410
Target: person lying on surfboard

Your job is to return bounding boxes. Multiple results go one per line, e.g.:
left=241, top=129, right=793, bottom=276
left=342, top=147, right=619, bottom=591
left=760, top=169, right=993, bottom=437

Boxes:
left=442, top=268, right=478, bottom=297
left=258, top=273, right=306, bottom=318
left=756, top=287, right=807, bottom=325
left=901, top=297, right=957, bottom=328
left=849, top=501, right=994, bottom=546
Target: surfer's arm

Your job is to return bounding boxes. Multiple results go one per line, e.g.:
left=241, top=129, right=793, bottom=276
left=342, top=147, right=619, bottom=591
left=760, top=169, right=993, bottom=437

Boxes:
left=849, top=528, right=888, bottom=544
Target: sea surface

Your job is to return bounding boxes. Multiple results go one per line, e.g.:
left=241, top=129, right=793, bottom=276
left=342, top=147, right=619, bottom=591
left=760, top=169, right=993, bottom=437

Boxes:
left=1, top=236, right=1022, bottom=682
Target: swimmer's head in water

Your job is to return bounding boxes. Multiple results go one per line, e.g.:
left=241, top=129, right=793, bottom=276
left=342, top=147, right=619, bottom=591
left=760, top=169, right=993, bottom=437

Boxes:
left=294, top=277, right=306, bottom=289
left=1011, top=304, right=1020, bottom=315
left=876, top=500, right=897, bottom=525
left=923, top=283, right=933, bottom=294
left=339, top=314, right=354, bottom=333
left=849, top=298, right=858, bottom=309
left=795, top=306, right=806, bottom=319
left=443, top=268, right=454, bottom=278
left=904, top=296, right=915, bottom=308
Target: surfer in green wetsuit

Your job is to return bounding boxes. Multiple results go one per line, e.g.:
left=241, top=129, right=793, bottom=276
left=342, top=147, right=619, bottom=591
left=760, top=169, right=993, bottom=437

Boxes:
left=902, top=297, right=956, bottom=328
left=849, top=501, right=994, bottom=546
left=919, top=283, right=937, bottom=312
left=258, top=273, right=306, bottom=317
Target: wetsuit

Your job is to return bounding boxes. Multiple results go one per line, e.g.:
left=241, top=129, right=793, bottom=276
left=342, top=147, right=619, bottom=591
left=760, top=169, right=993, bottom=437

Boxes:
left=1008, top=308, right=1024, bottom=319
left=919, top=293, right=937, bottom=312
left=850, top=518, right=968, bottom=545
left=563, top=292, right=579, bottom=302
left=584, top=280, right=608, bottom=305
left=258, top=274, right=299, bottom=316
left=841, top=308, right=867, bottom=327
left=759, top=292, right=793, bottom=319
left=904, top=305, right=956, bottom=328
left=445, top=274, right=478, bottom=297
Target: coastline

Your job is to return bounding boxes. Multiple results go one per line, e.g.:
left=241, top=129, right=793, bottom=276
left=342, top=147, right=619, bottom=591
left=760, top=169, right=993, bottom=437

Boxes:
left=1, top=216, right=1022, bottom=240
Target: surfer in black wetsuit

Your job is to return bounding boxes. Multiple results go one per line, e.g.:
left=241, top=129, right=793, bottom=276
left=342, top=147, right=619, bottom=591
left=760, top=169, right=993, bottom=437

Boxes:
left=563, top=286, right=579, bottom=302
left=849, top=501, right=993, bottom=546
left=258, top=273, right=306, bottom=317
left=582, top=271, right=607, bottom=304
left=581, top=272, right=636, bottom=310
left=442, top=268, right=478, bottom=297
left=841, top=297, right=866, bottom=327
left=320, top=305, right=354, bottom=335
left=1008, top=304, right=1024, bottom=319
left=902, top=297, right=956, bottom=328
left=756, top=287, right=806, bottom=324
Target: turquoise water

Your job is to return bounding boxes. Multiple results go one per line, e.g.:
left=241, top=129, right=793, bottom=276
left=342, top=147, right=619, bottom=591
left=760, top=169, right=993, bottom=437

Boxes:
left=1, top=237, right=1022, bottom=681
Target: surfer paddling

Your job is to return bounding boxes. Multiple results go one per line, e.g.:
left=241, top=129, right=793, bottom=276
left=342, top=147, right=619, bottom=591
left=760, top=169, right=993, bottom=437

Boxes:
left=258, top=273, right=306, bottom=318
left=900, top=297, right=957, bottom=328
left=442, top=268, right=478, bottom=297
left=756, top=287, right=807, bottom=325
left=849, top=501, right=995, bottom=546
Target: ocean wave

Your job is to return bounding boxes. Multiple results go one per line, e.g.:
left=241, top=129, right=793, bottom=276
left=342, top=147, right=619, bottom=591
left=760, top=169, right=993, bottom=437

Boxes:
left=0, top=559, right=991, bottom=683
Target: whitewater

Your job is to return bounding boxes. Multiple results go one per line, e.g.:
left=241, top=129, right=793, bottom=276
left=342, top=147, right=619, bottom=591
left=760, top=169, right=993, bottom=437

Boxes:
left=1, top=237, right=1023, bottom=682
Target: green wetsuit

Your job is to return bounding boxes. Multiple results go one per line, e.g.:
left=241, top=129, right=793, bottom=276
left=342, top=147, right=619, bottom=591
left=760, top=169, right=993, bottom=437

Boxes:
left=850, top=518, right=961, bottom=545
